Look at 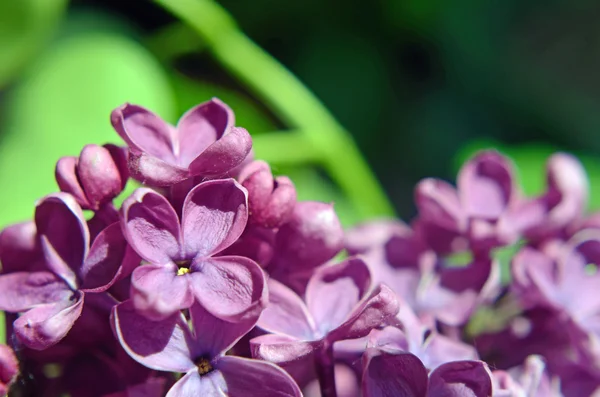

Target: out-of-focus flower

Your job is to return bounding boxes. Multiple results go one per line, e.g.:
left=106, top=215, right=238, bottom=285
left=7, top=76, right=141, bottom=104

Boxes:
left=0, top=345, right=18, bottom=395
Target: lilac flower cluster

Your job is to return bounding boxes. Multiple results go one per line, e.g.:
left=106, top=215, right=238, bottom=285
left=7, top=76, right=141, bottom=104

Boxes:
left=0, top=98, right=598, bottom=396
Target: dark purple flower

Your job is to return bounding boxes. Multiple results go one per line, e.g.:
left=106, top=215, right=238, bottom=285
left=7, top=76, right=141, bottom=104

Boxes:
left=0, top=221, right=43, bottom=273
left=0, top=345, right=18, bottom=395
left=111, top=98, right=252, bottom=186
left=268, top=201, right=344, bottom=293
left=520, top=153, right=589, bottom=243
left=238, top=160, right=297, bottom=228
left=368, top=302, right=478, bottom=370
left=112, top=300, right=302, bottom=396
left=362, top=346, right=493, bottom=397
left=492, top=355, right=563, bottom=397
left=55, top=144, right=129, bottom=211
left=0, top=194, right=133, bottom=349
left=121, top=178, right=267, bottom=321
left=415, top=150, right=522, bottom=253
left=251, top=257, right=399, bottom=371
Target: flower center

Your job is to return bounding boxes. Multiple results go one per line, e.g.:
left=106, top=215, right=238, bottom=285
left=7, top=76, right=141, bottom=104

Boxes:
left=175, top=260, right=192, bottom=276
left=195, top=357, right=213, bottom=375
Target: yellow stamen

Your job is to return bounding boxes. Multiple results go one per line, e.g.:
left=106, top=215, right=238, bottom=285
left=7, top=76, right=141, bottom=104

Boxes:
left=196, top=358, right=213, bottom=375
left=177, top=267, right=190, bottom=276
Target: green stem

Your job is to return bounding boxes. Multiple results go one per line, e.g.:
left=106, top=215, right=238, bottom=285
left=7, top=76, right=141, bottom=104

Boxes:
left=153, top=0, right=396, bottom=219
left=252, top=132, right=321, bottom=166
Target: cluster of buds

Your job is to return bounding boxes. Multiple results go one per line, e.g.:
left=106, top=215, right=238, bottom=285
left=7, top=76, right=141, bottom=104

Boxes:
left=0, top=98, right=598, bottom=396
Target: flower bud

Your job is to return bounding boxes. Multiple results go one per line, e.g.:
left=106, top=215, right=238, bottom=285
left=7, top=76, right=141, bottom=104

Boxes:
left=55, top=144, right=128, bottom=210
left=239, top=160, right=297, bottom=228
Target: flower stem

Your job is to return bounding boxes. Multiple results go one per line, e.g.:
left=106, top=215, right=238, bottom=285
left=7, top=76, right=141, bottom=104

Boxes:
left=315, top=343, right=337, bottom=397
left=152, top=0, right=396, bottom=220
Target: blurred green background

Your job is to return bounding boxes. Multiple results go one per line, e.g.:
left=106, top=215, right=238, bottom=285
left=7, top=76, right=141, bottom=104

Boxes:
left=2, top=0, right=600, bottom=228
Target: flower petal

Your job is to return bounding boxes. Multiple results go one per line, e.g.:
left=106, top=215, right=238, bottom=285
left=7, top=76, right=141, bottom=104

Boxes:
left=305, top=257, right=371, bottom=337
left=250, top=334, right=317, bottom=365
left=176, top=98, right=235, bottom=167
left=36, top=193, right=89, bottom=288
left=188, top=127, right=252, bottom=177
left=77, top=144, right=124, bottom=209
left=79, top=222, right=132, bottom=292
left=0, top=345, right=18, bottom=395
left=128, top=150, right=190, bottom=186
left=217, top=356, right=302, bottom=396
left=189, top=302, right=257, bottom=358
left=112, top=300, right=195, bottom=373
left=55, top=156, right=89, bottom=208
left=428, top=361, right=493, bottom=397
left=328, top=284, right=399, bottom=342
left=362, top=348, right=428, bottom=397
left=0, top=271, right=71, bottom=312
left=415, top=178, right=464, bottom=232
left=272, top=201, right=344, bottom=273
left=0, top=221, right=41, bottom=273
left=130, top=264, right=194, bottom=321
left=110, top=103, right=176, bottom=163
left=181, top=179, right=248, bottom=257
left=257, top=279, right=315, bottom=340
left=121, top=188, right=182, bottom=264
left=166, top=371, right=226, bottom=397
left=457, top=151, right=515, bottom=219
left=189, top=256, right=267, bottom=322
left=14, top=293, right=83, bottom=350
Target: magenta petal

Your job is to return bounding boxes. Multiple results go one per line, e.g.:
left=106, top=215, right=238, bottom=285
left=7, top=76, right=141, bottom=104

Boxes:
left=257, top=279, right=315, bottom=339
left=189, top=302, right=257, bottom=358
left=0, top=221, right=40, bottom=273
left=130, top=264, right=194, bottom=320
left=80, top=222, right=131, bottom=292
left=128, top=151, right=190, bottom=186
left=0, top=271, right=71, bottom=312
left=166, top=371, right=225, bottom=397
left=305, top=257, right=371, bottom=336
left=189, top=256, right=267, bottom=322
left=250, top=334, right=317, bottom=365
left=14, top=293, right=83, bottom=350
left=55, top=156, right=89, bottom=207
left=217, top=356, right=302, bottom=397
left=36, top=193, right=89, bottom=287
left=0, top=345, right=18, bottom=395
left=112, top=300, right=195, bottom=373
left=428, top=361, right=493, bottom=397
left=77, top=144, right=124, bottom=209
left=188, top=126, right=252, bottom=177
left=176, top=98, right=235, bottom=167
left=362, top=348, right=428, bottom=397
left=457, top=151, right=514, bottom=219
left=181, top=179, right=248, bottom=257
left=111, top=103, right=176, bottom=163
left=415, top=178, right=464, bottom=232
left=328, top=284, right=399, bottom=342
left=121, top=188, right=182, bottom=264
left=545, top=153, right=588, bottom=227
left=273, top=202, right=344, bottom=270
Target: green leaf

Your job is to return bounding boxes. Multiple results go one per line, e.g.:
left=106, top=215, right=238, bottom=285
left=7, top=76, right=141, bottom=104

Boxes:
left=0, top=0, right=68, bottom=87
left=0, top=29, right=175, bottom=227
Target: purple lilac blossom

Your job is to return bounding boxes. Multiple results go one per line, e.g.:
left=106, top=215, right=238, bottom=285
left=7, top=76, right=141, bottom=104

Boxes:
left=113, top=300, right=302, bottom=396
left=111, top=98, right=252, bottom=186
left=0, top=193, right=133, bottom=349
left=120, top=178, right=267, bottom=322
left=251, top=257, right=399, bottom=384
